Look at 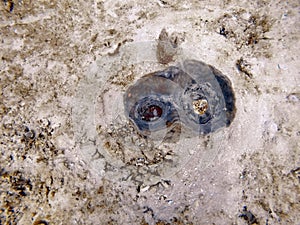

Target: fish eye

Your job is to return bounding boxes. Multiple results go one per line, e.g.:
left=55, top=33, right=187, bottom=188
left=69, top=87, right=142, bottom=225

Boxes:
left=124, top=60, right=236, bottom=136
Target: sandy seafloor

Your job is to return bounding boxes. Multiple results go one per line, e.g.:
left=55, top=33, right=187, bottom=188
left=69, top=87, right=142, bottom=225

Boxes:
left=0, top=1, right=299, bottom=224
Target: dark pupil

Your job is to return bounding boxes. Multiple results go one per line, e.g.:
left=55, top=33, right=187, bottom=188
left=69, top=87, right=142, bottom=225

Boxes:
left=141, top=105, right=163, bottom=121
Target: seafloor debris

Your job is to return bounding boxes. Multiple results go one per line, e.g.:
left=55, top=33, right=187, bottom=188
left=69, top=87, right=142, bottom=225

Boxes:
left=124, top=59, right=236, bottom=137
left=236, top=57, right=253, bottom=78
left=156, top=28, right=178, bottom=64
left=239, top=206, right=258, bottom=225
left=3, top=0, right=14, bottom=12
left=33, top=220, right=49, bottom=225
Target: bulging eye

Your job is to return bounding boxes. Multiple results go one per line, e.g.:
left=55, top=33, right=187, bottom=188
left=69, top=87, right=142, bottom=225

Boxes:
left=124, top=74, right=181, bottom=136
left=140, top=104, right=163, bottom=121
left=128, top=96, right=178, bottom=135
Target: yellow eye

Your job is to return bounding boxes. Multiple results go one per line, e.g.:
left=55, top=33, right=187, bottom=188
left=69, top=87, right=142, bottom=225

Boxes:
left=193, top=99, right=209, bottom=115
